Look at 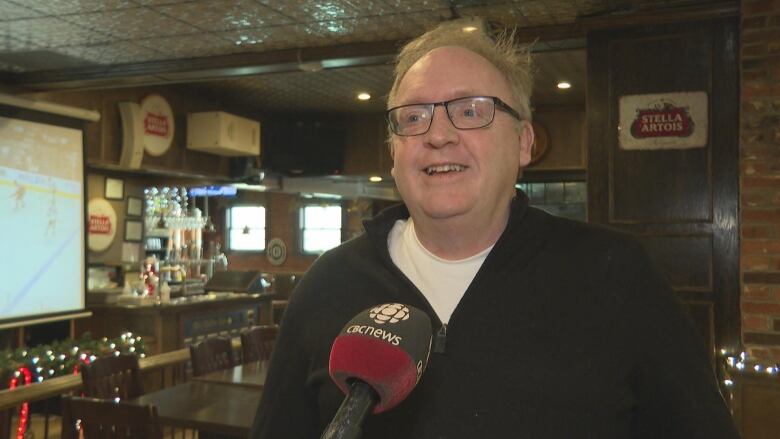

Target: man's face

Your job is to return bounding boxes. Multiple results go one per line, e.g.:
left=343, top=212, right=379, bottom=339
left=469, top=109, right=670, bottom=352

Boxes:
left=389, top=46, right=533, bottom=226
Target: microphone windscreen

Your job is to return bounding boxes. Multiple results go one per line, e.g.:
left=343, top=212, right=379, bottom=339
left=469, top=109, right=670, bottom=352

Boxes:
left=329, top=303, right=432, bottom=413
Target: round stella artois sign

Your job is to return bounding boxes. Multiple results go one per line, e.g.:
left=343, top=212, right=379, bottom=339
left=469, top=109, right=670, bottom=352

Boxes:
left=140, top=94, right=174, bottom=156
left=87, top=198, right=117, bottom=252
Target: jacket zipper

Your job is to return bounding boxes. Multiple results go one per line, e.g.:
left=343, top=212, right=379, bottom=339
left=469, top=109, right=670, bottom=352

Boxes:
left=370, top=216, right=449, bottom=355
left=433, top=323, right=447, bottom=354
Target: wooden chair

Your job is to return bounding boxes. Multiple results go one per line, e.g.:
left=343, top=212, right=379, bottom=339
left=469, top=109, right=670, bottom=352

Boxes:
left=189, top=336, right=235, bottom=377
left=61, top=395, right=161, bottom=439
left=80, top=354, right=144, bottom=400
left=240, top=325, right=279, bottom=363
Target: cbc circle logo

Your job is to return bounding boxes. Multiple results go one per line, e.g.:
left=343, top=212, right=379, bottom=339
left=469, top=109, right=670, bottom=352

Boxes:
left=369, top=303, right=410, bottom=325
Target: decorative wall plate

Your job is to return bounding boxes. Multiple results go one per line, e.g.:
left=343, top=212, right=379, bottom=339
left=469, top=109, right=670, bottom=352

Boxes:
left=267, top=237, right=287, bottom=266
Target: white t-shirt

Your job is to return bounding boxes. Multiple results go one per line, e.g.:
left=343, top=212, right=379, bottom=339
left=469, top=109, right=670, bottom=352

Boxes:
left=388, top=218, right=492, bottom=324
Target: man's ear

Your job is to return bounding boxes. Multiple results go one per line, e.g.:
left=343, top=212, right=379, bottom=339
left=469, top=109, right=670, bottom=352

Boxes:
left=518, top=120, right=534, bottom=168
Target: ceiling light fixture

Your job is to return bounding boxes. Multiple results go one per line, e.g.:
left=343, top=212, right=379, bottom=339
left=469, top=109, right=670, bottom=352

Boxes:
left=369, top=176, right=382, bottom=182
left=298, top=61, right=323, bottom=72
left=462, top=26, right=478, bottom=32
left=357, top=92, right=371, bottom=101
left=296, top=49, right=323, bottom=72
left=557, top=81, right=571, bottom=90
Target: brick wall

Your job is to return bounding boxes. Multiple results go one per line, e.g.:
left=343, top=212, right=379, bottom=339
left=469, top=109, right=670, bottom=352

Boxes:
left=216, top=192, right=316, bottom=274
left=741, top=0, right=780, bottom=360
left=218, top=192, right=372, bottom=274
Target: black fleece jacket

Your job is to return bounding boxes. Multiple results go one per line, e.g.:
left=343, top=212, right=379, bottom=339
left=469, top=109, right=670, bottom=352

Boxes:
left=250, top=192, right=739, bottom=439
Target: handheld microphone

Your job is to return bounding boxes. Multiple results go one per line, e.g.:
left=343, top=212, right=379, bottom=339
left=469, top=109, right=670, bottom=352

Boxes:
left=321, top=303, right=433, bottom=439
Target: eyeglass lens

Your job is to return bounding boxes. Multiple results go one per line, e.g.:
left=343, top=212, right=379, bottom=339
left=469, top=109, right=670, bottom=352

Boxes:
left=389, top=96, right=497, bottom=136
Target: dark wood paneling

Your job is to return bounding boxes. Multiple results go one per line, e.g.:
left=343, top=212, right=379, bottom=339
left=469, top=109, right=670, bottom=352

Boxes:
left=26, top=85, right=239, bottom=179
left=732, top=373, right=780, bottom=439
left=638, top=235, right=713, bottom=291
left=530, top=107, right=587, bottom=171
left=587, top=18, right=740, bottom=352
left=680, top=301, right=715, bottom=364
left=709, top=21, right=741, bottom=354
left=342, top=113, right=391, bottom=175
left=608, top=32, right=712, bottom=223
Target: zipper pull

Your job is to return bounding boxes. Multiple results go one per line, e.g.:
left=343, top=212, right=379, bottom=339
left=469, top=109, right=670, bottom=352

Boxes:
left=433, top=324, right=447, bottom=354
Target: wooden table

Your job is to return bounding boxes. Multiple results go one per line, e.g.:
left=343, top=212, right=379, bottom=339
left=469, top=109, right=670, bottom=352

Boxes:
left=192, top=361, right=269, bottom=388
left=131, top=380, right=261, bottom=437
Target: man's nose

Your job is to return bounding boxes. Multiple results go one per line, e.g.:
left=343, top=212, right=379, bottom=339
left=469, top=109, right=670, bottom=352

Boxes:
left=424, top=106, right=458, bottom=149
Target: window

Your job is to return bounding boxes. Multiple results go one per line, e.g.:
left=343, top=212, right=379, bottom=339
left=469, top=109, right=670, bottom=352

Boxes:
left=515, top=181, right=586, bottom=221
left=227, top=205, right=266, bottom=251
left=300, top=203, right=343, bottom=253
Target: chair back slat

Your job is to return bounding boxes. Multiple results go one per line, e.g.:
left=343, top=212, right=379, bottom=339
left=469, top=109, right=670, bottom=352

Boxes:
left=189, top=336, right=235, bottom=376
left=81, top=354, right=144, bottom=400
left=61, top=395, right=161, bottom=439
left=240, top=325, right=278, bottom=363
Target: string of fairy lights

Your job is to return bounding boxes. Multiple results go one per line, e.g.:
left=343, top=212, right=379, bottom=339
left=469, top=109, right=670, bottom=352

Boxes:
left=2, top=331, right=145, bottom=439
left=3, top=339, right=778, bottom=437
left=720, top=349, right=779, bottom=389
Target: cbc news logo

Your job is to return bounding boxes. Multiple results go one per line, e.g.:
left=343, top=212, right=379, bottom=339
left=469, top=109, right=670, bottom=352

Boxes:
left=369, top=303, right=410, bottom=325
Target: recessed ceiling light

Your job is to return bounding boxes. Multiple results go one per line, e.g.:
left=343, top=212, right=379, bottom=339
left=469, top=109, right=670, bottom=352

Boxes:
left=298, top=61, right=323, bottom=72
left=357, top=92, right=371, bottom=101
left=557, top=81, right=571, bottom=90
left=462, top=26, right=478, bottom=32
left=369, top=176, right=382, bottom=182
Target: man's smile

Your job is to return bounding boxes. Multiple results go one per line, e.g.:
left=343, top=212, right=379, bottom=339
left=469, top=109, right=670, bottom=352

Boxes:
left=423, top=163, right=468, bottom=176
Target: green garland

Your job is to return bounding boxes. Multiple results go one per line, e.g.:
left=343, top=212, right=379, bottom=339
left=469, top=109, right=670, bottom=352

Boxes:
left=1, top=331, right=146, bottom=388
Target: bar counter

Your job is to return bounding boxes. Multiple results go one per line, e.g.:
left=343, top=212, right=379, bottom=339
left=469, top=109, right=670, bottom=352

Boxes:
left=76, top=292, right=275, bottom=355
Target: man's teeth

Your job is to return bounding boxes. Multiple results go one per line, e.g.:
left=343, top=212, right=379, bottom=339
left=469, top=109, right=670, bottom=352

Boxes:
left=425, top=164, right=465, bottom=175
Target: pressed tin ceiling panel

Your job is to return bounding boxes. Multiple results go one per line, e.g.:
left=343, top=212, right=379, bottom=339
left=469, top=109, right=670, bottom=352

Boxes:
left=156, top=0, right=294, bottom=31
left=0, top=0, right=732, bottom=111
left=0, top=0, right=44, bottom=20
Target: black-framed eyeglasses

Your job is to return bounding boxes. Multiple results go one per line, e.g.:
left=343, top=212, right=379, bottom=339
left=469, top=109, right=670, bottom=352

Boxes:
left=386, top=96, right=522, bottom=136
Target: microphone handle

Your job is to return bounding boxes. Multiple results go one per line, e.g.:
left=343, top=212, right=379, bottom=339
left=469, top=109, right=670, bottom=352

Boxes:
left=321, top=380, right=379, bottom=439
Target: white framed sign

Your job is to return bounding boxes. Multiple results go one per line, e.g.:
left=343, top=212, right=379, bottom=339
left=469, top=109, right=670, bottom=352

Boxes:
left=618, top=91, right=708, bottom=150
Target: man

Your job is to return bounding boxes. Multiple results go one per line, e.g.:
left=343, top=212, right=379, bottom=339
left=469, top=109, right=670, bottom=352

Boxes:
left=251, top=20, right=739, bottom=438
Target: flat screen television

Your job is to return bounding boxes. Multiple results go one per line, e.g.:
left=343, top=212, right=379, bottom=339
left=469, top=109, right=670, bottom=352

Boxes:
left=0, top=108, right=87, bottom=329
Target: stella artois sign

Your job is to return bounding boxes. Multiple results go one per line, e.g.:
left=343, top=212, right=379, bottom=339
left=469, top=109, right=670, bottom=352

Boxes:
left=618, top=91, right=708, bottom=150
left=140, top=94, right=175, bottom=157
left=87, top=198, right=117, bottom=252
left=89, top=215, right=112, bottom=234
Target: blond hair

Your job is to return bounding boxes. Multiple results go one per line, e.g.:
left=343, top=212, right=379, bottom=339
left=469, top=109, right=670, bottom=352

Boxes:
left=387, top=19, right=533, bottom=121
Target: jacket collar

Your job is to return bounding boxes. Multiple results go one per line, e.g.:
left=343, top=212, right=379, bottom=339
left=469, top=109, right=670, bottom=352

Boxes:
left=363, top=189, right=532, bottom=256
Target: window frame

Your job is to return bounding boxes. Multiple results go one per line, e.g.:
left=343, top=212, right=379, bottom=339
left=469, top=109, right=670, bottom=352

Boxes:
left=225, top=203, right=267, bottom=253
left=298, top=199, right=345, bottom=255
